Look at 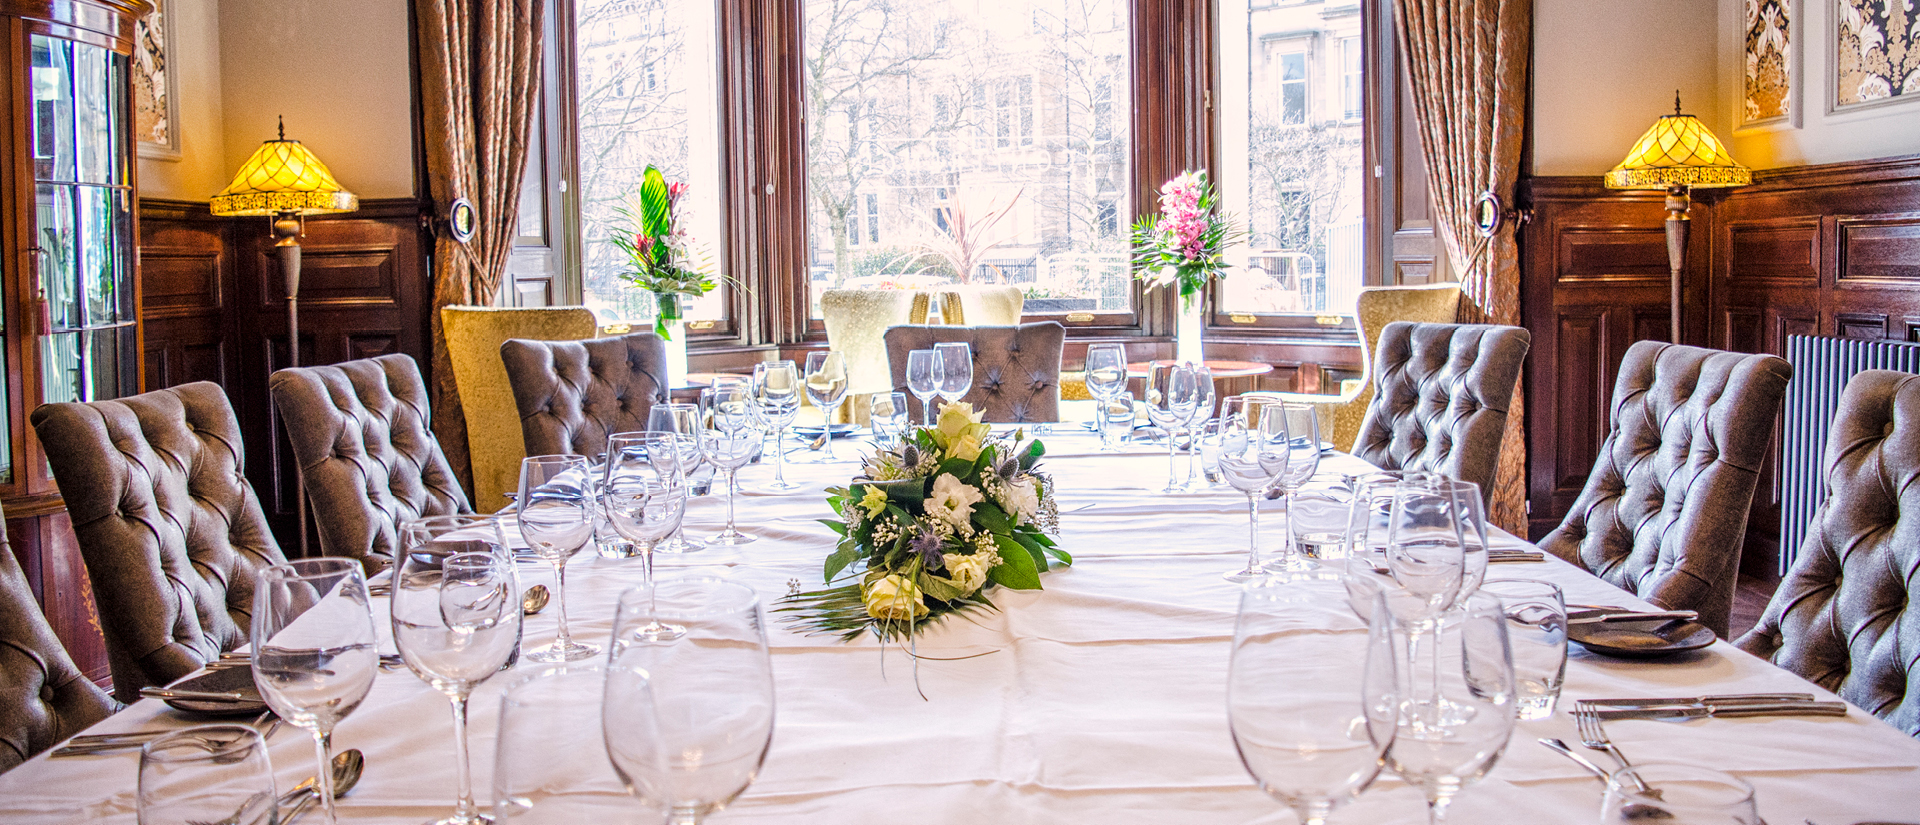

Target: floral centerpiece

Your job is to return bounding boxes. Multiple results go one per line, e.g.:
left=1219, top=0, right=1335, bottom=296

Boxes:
left=1130, top=170, right=1245, bottom=364
left=778, top=402, right=1069, bottom=643
left=609, top=165, right=719, bottom=342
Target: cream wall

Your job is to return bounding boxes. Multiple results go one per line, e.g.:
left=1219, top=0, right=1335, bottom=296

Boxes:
left=135, top=0, right=226, bottom=200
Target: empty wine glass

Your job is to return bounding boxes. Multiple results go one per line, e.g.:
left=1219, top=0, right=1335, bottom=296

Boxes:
left=1386, top=474, right=1470, bottom=614
left=1183, top=362, right=1216, bottom=489
left=519, top=455, right=599, bottom=663
left=1219, top=408, right=1289, bottom=582
left=391, top=545, right=524, bottom=825
left=1382, top=589, right=1516, bottom=824
left=251, top=558, right=377, bottom=825
left=1230, top=571, right=1398, bottom=825
left=803, top=350, right=850, bottom=462
left=494, top=664, right=631, bottom=823
left=1083, top=343, right=1128, bottom=446
left=605, top=577, right=775, bottom=825
left=700, top=385, right=760, bottom=546
left=1144, top=361, right=1200, bottom=494
left=933, top=342, right=973, bottom=415
left=1265, top=401, right=1324, bottom=572
left=602, top=432, right=689, bottom=596
left=138, top=725, right=276, bottom=825
left=751, top=360, right=801, bottom=491
left=649, top=402, right=707, bottom=552
left=870, top=390, right=909, bottom=447
left=905, top=348, right=941, bottom=426
left=1426, top=478, right=1491, bottom=605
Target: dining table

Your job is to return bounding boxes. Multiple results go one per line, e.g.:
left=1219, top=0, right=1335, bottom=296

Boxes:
left=4, top=430, right=1918, bottom=824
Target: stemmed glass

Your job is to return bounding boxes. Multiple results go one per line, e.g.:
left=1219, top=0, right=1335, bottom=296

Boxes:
left=1083, top=344, right=1128, bottom=448
left=1427, top=478, right=1491, bottom=605
left=1230, top=571, right=1398, bottom=825
left=518, top=455, right=599, bottom=663
left=1264, top=401, right=1323, bottom=571
left=1385, top=474, right=1470, bottom=614
left=933, top=342, right=973, bottom=416
left=391, top=542, right=524, bottom=825
left=138, top=725, right=276, bottom=825
left=1219, top=408, right=1288, bottom=582
left=750, top=360, right=801, bottom=491
left=494, top=664, right=631, bottom=822
left=1382, top=588, right=1516, bottom=824
left=250, top=558, right=376, bottom=825
left=649, top=402, right=706, bottom=552
left=1143, top=361, right=1200, bottom=493
left=604, top=577, right=776, bottom=825
left=1182, top=362, right=1216, bottom=489
left=802, top=350, right=850, bottom=462
left=602, top=432, right=690, bottom=599
left=700, top=383, right=759, bottom=546
left=905, top=348, right=941, bottom=426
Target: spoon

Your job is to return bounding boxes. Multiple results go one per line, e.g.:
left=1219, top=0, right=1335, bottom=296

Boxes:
left=1538, top=737, right=1612, bottom=782
left=278, top=748, right=365, bottom=824
left=522, top=584, right=551, bottom=615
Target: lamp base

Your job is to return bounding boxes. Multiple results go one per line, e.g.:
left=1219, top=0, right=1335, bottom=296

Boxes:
left=1664, top=186, right=1690, bottom=345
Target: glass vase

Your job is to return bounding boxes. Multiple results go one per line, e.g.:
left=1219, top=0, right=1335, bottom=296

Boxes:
left=655, top=292, right=690, bottom=389
left=1177, top=292, right=1206, bottom=366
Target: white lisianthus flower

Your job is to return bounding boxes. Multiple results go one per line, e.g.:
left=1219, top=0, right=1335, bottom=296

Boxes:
left=863, top=574, right=927, bottom=621
left=941, top=552, right=993, bottom=594
left=925, top=473, right=984, bottom=531
left=997, top=474, right=1041, bottom=524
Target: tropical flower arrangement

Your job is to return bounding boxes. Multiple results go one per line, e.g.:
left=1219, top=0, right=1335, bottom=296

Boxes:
left=778, top=402, right=1069, bottom=643
left=609, top=165, right=719, bottom=339
left=1129, top=170, right=1246, bottom=309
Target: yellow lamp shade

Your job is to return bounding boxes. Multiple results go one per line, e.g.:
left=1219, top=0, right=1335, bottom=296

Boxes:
left=210, top=139, right=358, bottom=216
left=1604, top=113, right=1751, bottom=190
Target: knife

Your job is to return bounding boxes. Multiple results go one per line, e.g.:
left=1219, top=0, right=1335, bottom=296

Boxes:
left=138, top=686, right=252, bottom=703
left=1584, top=692, right=1816, bottom=708
left=1567, top=609, right=1699, bottom=625
left=1588, top=700, right=1848, bottom=721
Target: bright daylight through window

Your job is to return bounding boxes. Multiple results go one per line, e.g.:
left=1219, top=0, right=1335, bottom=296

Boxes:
left=804, top=0, right=1131, bottom=319
left=1217, top=0, right=1366, bottom=317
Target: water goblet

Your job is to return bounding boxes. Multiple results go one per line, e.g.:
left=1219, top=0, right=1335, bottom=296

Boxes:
left=494, top=664, right=631, bottom=823
left=649, top=402, right=707, bottom=552
left=1381, top=588, right=1516, bottom=824
left=602, top=432, right=689, bottom=597
left=905, top=348, right=941, bottom=426
left=870, top=390, right=909, bottom=447
left=1083, top=343, right=1128, bottom=446
left=700, top=386, right=760, bottom=546
left=1426, top=477, right=1491, bottom=605
left=802, top=350, right=850, bottom=462
left=518, top=454, right=599, bottom=663
left=1143, top=361, right=1199, bottom=493
left=138, top=725, right=276, bottom=825
left=251, top=558, right=377, bottom=825
left=1219, top=409, right=1289, bottom=581
left=605, top=577, right=776, bottom=825
left=1478, top=578, right=1567, bottom=720
left=933, top=342, right=973, bottom=415
left=1600, top=764, right=1760, bottom=824
left=751, top=360, right=801, bottom=491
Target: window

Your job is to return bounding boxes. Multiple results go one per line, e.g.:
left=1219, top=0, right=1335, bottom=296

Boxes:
left=1273, top=47, right=1308, bottom=126
left=1339, top=36, right=1362, bottom=121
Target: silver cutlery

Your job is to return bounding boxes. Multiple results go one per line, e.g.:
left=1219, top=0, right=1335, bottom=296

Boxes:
left=277, top=748, right=364, bottom=824
left=1573, top=702, right=1637, bottom=773
left=1536, top=737, right=1612, bottom=782
left=54, top=712, right=280, bottom=758
left=1488, top=551, right=1545, bottom=563
left=1588, top=700, right=1848, bottom=721
left=1568, top=609, right=1699, bottom=625
left=1584, top=692, right=1815, bottom=708
left=138, top=686, right=252, bottom=703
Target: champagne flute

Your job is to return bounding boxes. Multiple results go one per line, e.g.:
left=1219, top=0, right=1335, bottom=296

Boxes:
left=518, top=455, right=599, bottom=663
left=1382, top=589, right=1516, bottom=824
left=138, top=725, right=276, bottom=825
left=391, top=544, right=524, bottom=825
left=700, top=384, right=759, bottom=546
left=649, top=402, right=707, bottom=552
left=1219, top=407, right=1289, bottom=581
left=602, top=432, right=689, bottom=612
left=803, top=350, right=850, bottom=462
left=1143, top=361, right=1199, bottom=493
left=605, top=577, right=775, bottom=825
left=751, top=360, right=801, bottom=491
left=905, top=348, right=941, bottom=427
left=494, top=664, right=631, bottom=823
left=933, top=342, right=972, bottom=415
left=1230, top=571, right=1398, bottom=825
left=250, top=558, right=377, bottom=825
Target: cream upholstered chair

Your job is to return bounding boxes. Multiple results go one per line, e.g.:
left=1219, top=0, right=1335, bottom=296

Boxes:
left=1276, top=283, right=1461, bottom=452
left=442, top=306, right=600, bottom=512
left=821, top=289, right=935, bottom=407
left=937, top=284, right=1024, bottom=325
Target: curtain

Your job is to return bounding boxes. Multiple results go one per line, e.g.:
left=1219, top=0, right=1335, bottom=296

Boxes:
left=1394, top=0, right=1532, bottom=533
left=416, top=0, right=546, bottom=493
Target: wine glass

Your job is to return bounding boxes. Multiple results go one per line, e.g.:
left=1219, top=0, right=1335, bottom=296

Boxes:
left=494, top=664, right=631, bottom=823
left=1601, top=764, right=1760, bottom=824
left=250, top=558, right=377, bottom=825
left=391, top=544, right=524, bottom=825
left=1143, top=361, right=1200, bottom=493
left=518, top=455, right=599, bottom=663
left=1182, top=362, right=1216, bottom=489
left=1426, top=478, right=1491, bottom=605
left=700, top=384, right=760, bottom=546
left=802, top=350, right=850, bottom=462
left=933, top=342, right=973, bottom=415
left=1219, top=408, right=1289, bottom=582
left=1385, top=474, right=1469, bottom=614
left=605, top=577, right=775, bottom=825
left=869, top=390, right=909, bottom=448
left=1230, top=571, right=1398, bottom=825
left=1083, top=343, right=1128, bottom=447
left=751, top=360, right=801, bottom=490
left=602, top=432, right=689, bottom=597
left=138, top=725, right=276, bottom=825
left=1264, top=401, right=1324, bottom=571
left=649, top=402, right=707, bottom=552
left=1382, top=589, right=1516, bottom=824
left=905, top=348, right=941, bottom=426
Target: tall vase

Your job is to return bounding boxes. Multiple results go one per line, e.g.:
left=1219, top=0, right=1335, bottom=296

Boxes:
left=655, top=291, right=689, bottom=388
left=1176, top=292, right=1206, bottom=366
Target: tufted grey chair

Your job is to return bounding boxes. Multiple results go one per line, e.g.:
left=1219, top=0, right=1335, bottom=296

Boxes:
left=1540, top=341, right=1792, bottom=638
left=1351, top=322, right=1531, bottom=506
left=31, top=383, right=288, bottom=703
left=884, top=322, right=1066, bottom=423
left=269, top=354, right=472, bottom=573
left=500, top=332, right=670, bottom=460
left=1738, top=370, right=1920, bottom=736
left=1, top=500, right=117, bottom=773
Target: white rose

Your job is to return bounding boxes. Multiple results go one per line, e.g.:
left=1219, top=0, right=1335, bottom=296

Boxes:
left=941, top=552, right=992, bottom=594
left=863, top=574, right=927, bottom=621
left=925, top=473, right=983, bottom=531
left=998, top=475, right=1040, bottom=524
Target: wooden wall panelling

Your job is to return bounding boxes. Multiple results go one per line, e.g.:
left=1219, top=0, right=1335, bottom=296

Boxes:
left=139, top=200, right=237, bottom=391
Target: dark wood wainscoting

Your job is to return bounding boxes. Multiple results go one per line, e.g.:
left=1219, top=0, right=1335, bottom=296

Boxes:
left=139, top=198, right=432, bottom=552
left=1520, top=154, right=1920, bottom=578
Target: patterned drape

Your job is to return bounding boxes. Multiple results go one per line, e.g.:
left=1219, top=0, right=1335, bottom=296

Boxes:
left=1394, top=0, right=1532, bottom=533
left=416, top=0, right=545, bottom=492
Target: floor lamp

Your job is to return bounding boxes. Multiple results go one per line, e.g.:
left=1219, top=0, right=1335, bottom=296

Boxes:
left=210, top=119, right=359, bottom=555
left=1604, top=94, right=1750, bottom=343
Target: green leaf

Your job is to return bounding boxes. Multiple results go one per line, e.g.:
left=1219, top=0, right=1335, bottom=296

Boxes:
left=972, top=501, right=1012, bottom=534
left=938, top=458, right=974, bottom=479
left=824, top=538, right=860, bottom=582
left=989, top=535, right=1043, bottom=590
left=1044, top=545, right=1074, bottom=566
left=1012, top=532, right=1051, bottom=571
left=639, top=166, right=672, bottom=238
left=916, top=571, right=968, bottom=603
left=873, top=479, right=926, bottom=508
left=818, top=518, right=848, bottom=536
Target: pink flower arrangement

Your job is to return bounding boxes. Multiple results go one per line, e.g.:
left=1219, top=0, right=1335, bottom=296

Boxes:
left=1131, top=170, right=1245, bottom=307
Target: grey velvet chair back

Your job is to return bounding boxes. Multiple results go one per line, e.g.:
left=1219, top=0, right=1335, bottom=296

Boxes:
left=30, top=383, right=287, bottom=702
left=884, top=322, right=1066, bottom=423
left=269, top=353, right=471, bottom=572
left=500, top=331, right=669, bottom=459
left=0, top=500, right=116, bottom=772
left=1351, top=321, right=1531, bottom=504
left=1539, top=341, right=1792, bottom=638
left=1737, top=370, right=1920, bottom=737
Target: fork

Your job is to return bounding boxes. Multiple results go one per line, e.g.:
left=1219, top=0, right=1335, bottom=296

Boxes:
left=1576, top=700, right=1660, bottom=796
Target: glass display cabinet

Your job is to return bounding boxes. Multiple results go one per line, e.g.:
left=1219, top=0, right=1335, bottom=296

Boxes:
left=1, top=1, right=149, bottom=684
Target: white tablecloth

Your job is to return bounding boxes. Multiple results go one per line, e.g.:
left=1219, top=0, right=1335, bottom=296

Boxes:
left=6, top=432, right=1919, bottom=824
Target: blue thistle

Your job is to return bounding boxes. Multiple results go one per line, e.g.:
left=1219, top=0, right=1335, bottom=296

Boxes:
left=911, top=528, right=945, bottom=569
